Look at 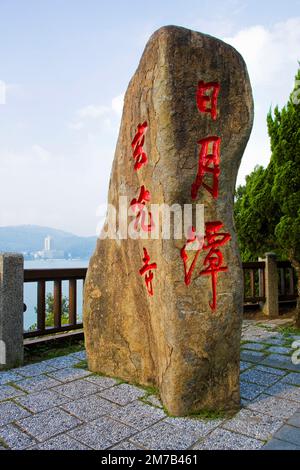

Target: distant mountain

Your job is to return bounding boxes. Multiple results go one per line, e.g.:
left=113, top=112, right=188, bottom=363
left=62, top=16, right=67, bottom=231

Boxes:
left=0, top=225, right=97, bottom=259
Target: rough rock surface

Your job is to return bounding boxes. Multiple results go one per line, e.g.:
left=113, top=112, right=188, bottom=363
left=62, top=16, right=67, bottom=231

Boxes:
left=84, top=25, right=254, bottom=416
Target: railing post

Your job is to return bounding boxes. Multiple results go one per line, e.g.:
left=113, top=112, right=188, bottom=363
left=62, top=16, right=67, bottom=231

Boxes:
left=262, top=252, right=279, bottom=318
left=0, top=253, right=24, bottom=369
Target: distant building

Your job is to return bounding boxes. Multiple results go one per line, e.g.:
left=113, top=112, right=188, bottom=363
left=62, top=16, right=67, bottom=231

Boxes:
left=34, top=236, right=65, bottom=259
left=44, top=235, right=52, bottom=251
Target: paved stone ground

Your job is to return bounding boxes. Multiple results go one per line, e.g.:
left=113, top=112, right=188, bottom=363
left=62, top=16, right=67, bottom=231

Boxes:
left=0, top=320, right=299, bottom=450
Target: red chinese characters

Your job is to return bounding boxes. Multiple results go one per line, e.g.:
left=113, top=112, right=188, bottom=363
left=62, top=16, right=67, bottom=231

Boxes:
left=130, top=185, right=155, bottom=232
left=196, top=81, right=220, bottom=121
left=180, top=226, right=204, bottom=286
left=131, top=121, right=148, bottom=171
left=139, top=248, right=157, bottom=296
left=181, top=222, right=230, bottom=311
left=191, top=136, right=221, bottom=200
left=199, top=222, right=231, bottom=311
left=131, top=121, right=157, bottom=295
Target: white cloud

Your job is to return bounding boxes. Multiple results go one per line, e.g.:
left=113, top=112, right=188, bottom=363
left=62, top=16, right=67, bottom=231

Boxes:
left=69, top=93, right=124, bottom=131
left=223, top=18, right=300, bottom=186
left=32, top=144, right=51, bottom=162
left=224, top=19, right=300, bottom=87
left=78, top=104, right=110, bottom=119
left=111, top=93, right=124, bottom=116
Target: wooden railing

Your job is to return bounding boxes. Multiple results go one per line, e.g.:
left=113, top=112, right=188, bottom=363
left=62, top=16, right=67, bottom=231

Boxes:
left=242, top=261, right=266, bottom=304
left=24, top=268, right=87, bottom=338
left=23, top=261, right=298, bottom=339
left=277, top=261, right=297, bottom=301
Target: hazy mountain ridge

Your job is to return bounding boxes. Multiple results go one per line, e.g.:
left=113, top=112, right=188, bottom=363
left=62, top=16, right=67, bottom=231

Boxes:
left=0, top=225, right=96, bottom=258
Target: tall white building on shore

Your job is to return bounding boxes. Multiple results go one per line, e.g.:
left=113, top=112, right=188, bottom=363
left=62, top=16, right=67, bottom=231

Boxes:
left=44, top=235, right=52, bottom=251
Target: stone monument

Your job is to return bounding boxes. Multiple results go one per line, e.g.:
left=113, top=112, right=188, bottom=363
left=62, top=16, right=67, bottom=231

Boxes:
left=84, top=25, right=254, bottom=416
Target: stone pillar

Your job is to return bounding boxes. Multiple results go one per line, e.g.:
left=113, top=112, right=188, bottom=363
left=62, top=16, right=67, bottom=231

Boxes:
left=0, top=253, right=24, bottom=369
left=263, top=252, right=279, bottom=318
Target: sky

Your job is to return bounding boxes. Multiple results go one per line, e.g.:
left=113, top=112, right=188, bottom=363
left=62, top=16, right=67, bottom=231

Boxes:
left=0, top=0, right=299, bottom=236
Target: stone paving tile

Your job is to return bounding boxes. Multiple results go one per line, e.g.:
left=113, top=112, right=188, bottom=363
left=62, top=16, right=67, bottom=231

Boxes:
left=0, top=424, right=37, bottom=450
left=267, top=346, right=291, bottom=355
left=69, top=351, right=86, bottom=361
left=258, top=337, right=286, bottom=346
left=263, top=438, right=300, bottom=450
left=261, top=354, right=300, bottom=372
left=193, top=428, right=263, bottom=450
left=0, top=384, right=25, bottom=401
left=12, top=362, right=56, bottom=377
left=145, top=395, right=163, bottom=408
left=241, top=368, right=281, bottom=387
left=266, top=381, right=300, bottom=403
left=240, top=350, right=267, bottom=364
left=111, top=440, right=145, bottom=450
left=242, top=336, right=266, bottom=344
left=0, top=371, right=23, bottom=385
left=240, top=382, right=265, bottom=400
left=273, top=424, right=300, bottom=446
left=242, top=343, right=267, bottom=351
left=84, top=375, right=118, bottom=389
left=53, top=379, right=101, bottom=399
left=109, top=400, right=165, bottom=431
left=164, top=416, right=223, bottom=438
left=30, top=434, right=90, bottom=450
left=15, top=389, right=70, bottom=413
left=246, top=394, right=299, bottom=420
left=287, top=411, right=300, bottom=427
left=68, top=418, right=137, bottom=450
left=130, top=421, right=208, bottom=450
left=47, top=367, right=92, bottom=383
left=0, top=402, right=31, bottom=426
left=282, top=373, right=300, bottom=386
left=41, top=355, right=81, bottom=369
left=99, top=383, right=146, bottom=406
left=16, top=375, right=61, bottom=393
left=240, top=361, right=253, bottom=372
left=255, top=365, right=287, bottom=376
left=61, top=394, right=119, bottom=421
left=67, top=423, right=112, bottom=449
left=223, top=408, right=284, bottom=440
left=17, top=407, right=82, bottom=442
left=243, top=332, right=280, bottom=343
left=93, top=415, right=137, bottom=442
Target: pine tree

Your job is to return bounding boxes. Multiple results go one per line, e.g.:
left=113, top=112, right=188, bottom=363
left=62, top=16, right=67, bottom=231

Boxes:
left=267, top=67, right=300, bottom=325
left=235, top=66, right=300, bottom=325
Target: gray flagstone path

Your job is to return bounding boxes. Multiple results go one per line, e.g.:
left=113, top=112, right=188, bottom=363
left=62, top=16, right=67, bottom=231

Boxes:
left=0, top=320, right=299, bottom=450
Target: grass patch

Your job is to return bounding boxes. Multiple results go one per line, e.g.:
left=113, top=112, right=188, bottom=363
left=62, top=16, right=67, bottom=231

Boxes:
left=24, top=339, right=85, bottom=365
left=6, top=381, right=26, bottom=393
left=256, top=323, right=275, bottom=331
left=0, top=437, right=9, bottom=449
left=277, top=326, right=300, bottom=338
left=73, top=359, right=88, bottom=370
left=188, top=409, right=229, bottom=421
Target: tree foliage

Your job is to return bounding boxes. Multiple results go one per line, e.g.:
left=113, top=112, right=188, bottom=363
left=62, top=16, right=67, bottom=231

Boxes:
left=29, top=292, right=69, bottom=331
left=235, top=66, right=300, bottom=265
left=234, top=66, right=300, bottom=324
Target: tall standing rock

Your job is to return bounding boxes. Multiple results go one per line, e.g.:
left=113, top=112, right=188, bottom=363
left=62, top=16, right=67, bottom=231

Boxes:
left=84, top=25, right=254, bottom=416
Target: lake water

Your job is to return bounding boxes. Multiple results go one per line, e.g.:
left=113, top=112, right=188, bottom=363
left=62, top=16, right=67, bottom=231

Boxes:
left=24, top=259, right=89, bottom=331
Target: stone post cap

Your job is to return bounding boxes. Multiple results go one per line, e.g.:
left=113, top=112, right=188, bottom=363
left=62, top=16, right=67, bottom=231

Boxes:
left=264, top=252, right=277, bottom=259
left=0, top=252, right=24, bottom=259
